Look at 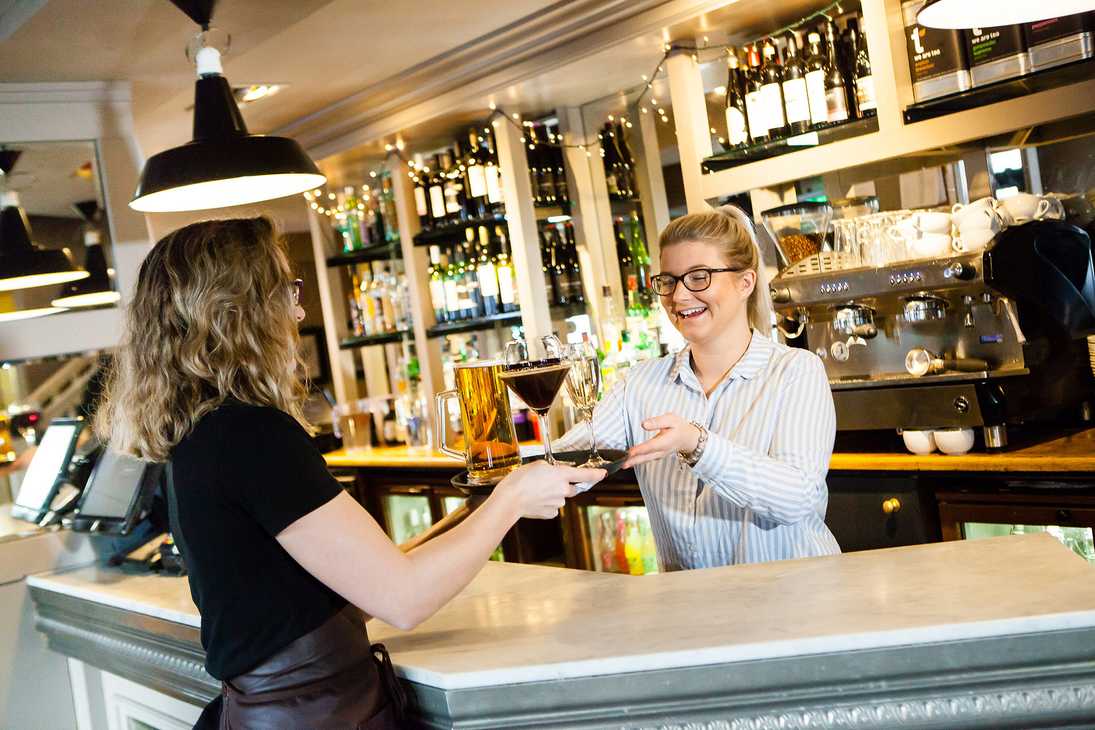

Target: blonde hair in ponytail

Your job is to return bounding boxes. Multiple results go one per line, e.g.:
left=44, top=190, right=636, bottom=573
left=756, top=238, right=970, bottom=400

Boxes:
left=656, top=204, right=774, bottom=332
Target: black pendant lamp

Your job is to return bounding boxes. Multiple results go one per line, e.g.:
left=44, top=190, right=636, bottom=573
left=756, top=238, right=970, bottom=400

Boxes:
left=917, top=0, right=1095, bottom=28
left=0, top=192, right=89, bottom=293
left=52, top=201, right=120, bottom=309
left=129, top=0, right=325, bottom=213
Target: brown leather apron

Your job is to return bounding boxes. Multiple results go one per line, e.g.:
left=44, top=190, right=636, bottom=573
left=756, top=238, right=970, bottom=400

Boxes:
left=199, top=604, right=408, bottom=729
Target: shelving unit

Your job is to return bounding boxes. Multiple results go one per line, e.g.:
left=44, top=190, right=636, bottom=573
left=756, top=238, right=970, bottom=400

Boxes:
left=701, top=116, right=880, bottom=172
left=426, top=311, right=523, bottom=338
left=411, top=214, right=507, bottom=246
left=338, top=330, right=411, bottom=349
left=325, top=243, right=401, bottom=267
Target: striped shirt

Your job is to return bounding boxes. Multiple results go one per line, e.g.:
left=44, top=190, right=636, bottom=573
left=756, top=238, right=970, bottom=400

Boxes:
left=556, top=330, right=840, bottom=571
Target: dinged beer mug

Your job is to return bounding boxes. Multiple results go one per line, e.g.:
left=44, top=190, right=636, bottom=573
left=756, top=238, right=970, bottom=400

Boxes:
left=435, top=360, right=522, bottom=484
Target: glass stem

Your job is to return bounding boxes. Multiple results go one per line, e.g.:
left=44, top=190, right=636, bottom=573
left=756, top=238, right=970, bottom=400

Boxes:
left=539, top=413, right=557, bottom=465
left=587, top=413, right=601, bottom=461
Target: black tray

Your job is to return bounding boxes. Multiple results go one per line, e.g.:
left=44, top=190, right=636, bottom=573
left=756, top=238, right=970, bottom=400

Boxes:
left=450, top=449, right=627, bottom=495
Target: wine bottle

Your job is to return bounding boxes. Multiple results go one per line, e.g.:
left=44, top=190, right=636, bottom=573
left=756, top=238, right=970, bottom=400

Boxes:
left=601, top=123, right=621, bottom=199
left=851, top=18, right=876, bottom=117
left=614, top=120, right=637, bottom=199
left=781, top=33, right=811, bottom=136
left=428, top=245, right=448, bottom=323
left=462, top=228, right=483, bottom=317
left=563, top=221, right=584, bottom=303
left=744, top=46, right=770, bottom=144
left=495, top=225, right=518, bottom=313
left=441, top=149, right=467, bottom=224
left=804, top=32, right=829, bottom=129
left=442, top=247, right=463, bottom=322
left=476, top=225, right=500, bottom=316
left=541, top=226, right=562, bottom=305
left=482, top=127, right=505, bottom=213
left=427, top=155, right=448, bottom=225
left=724, top=48, right=750, bottom=148
left=824, top=22, right=851, bottom=124
left=760, top=40, right=787, bottom=139
left=464, top=128, right=489, bottom=218
left=412, top=155, right=432, bottom=231
left=547, top=124, right=569, bottom=205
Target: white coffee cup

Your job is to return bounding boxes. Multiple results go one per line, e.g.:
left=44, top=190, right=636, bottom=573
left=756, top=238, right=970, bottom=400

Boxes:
left=902, top=430, right=937, bottom=455
left=1000, top=193, right=1044, bottom=222
left=952, top=197, right=999, bottom=216
left=911, top=211, right=952, bottom=234
left=1034, top=195, right=1066, bottom=221
left=953, top=205, right=1005, bottom=235
left=934, top=427, right=975, bottom=455
left=908, top=232, right=953, bottom=259
left=953, top=228, right=996, bottom=253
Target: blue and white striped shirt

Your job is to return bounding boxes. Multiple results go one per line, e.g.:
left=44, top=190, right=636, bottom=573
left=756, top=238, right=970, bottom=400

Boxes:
left=557, top=330, right=840, bottom=571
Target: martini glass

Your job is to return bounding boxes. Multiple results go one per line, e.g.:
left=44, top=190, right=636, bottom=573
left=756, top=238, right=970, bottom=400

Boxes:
left=500, top=334, right=571, bottom=465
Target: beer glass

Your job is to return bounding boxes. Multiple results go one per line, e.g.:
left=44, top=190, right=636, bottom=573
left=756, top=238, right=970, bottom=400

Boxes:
left=435, top=360, right=522, bottom=484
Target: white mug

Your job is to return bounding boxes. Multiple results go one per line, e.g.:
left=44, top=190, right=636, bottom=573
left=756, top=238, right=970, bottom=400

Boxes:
left=954, top=205, right=1005, bottom=235
left=911, top=211, right=952, bottom=234
left=1034, top=196, right=1066, bottom=221
left=953, top=228, right=995, bottom=253
left=908, top=232, right=953, bottom=259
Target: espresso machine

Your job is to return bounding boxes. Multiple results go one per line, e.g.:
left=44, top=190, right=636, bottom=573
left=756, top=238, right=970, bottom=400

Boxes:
left=769, top=220, right=1095, bottom=447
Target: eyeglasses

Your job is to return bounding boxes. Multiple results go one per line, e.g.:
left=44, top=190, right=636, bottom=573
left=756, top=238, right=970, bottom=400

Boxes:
left=649, top=267, right=741, bottom=296
left=291, top=279, right=304, bottom=306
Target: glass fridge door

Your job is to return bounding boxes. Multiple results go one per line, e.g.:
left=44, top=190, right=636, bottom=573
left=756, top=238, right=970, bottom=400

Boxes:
left=383, top=494, right=433, bottom=545
left=440, top=494, right=504, bottom=561
left=963, top=522, right=1095, bottom=564
left=585, top=505, right=658, bottom=575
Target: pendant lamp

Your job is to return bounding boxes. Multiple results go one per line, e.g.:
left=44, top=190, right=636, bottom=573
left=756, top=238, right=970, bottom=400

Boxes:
left=129, top=1, right=325, bottom=213
left=52, top=201, right=120, bottom=309
left=917, top=0, right=1095, bottom=29
left=0, top=192, right=89, bottom=293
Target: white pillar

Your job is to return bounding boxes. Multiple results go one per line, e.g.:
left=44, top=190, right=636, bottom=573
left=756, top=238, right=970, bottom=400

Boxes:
left=307, top=207, right=359, bottom=404
left=492, top=114, right=553, bottom=345
left=666, top=50, right=713, bottom=214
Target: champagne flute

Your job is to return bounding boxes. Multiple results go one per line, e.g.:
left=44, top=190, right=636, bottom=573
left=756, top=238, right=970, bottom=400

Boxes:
left=501, top=334, right=572, bottom=465
left=563, top=342, right=609, bottom=468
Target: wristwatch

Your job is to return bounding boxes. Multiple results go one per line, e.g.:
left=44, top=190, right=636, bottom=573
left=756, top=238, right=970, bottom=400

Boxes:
left=678, top=421, right=708, bottom=468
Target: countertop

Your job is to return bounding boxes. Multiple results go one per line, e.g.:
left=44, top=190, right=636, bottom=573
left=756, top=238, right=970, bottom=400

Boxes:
left=27, top=534, right=1095, bottom=690
left=325, top=427, right=1095, bottom=474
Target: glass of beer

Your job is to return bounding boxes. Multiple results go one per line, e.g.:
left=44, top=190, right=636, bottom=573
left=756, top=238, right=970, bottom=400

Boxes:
left=435, top=360, right=522, bottom=484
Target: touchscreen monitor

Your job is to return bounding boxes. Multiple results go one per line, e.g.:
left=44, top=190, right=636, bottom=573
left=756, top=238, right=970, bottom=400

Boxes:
left=72, top=450, right=163, bottom=535
left=11, top=418, right=83, bottom=522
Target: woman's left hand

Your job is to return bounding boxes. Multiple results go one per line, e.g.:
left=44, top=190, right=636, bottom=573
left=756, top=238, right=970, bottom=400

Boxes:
left=624, top=414, right=701, bottom=468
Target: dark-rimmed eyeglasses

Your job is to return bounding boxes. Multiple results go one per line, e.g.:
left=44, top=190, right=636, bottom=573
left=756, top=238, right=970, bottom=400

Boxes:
left=291, top=279, right=304, bottom=306
left=649, top=267, right=741, bottom=296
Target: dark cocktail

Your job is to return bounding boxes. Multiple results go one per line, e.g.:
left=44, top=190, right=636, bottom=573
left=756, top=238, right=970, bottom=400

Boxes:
left=502, top=336, right=571, bottom=464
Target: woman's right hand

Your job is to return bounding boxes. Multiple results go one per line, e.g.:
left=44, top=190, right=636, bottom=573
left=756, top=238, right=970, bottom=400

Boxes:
left=492, top=461, right=606, bottom=519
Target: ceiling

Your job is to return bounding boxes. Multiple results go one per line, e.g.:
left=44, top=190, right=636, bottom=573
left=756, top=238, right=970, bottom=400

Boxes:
left=0, top=141, right=101, bottom=218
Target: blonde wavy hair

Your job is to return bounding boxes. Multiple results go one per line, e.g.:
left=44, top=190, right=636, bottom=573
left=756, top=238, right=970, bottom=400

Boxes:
left=96, top=217, right=308, bottom=462
left=657, top=204, right=774, bottom=331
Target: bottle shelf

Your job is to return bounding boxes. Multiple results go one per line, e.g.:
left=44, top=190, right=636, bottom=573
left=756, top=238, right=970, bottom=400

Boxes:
left=426, top=310, right=523, bottom=338
left=701, top=116, right=880, bottom=173
left=326, top=243, right=402, bottom=268
left=338, top=330, right=411, bottom=349
left=903, top=58, right=1095, bottom=124
left=412, top=214, right=508, bottom=247
left=534, top=202, right=572, bottom=219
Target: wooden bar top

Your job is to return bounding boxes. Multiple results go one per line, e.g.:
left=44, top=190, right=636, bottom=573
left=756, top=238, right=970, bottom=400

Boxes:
left=325, top=428, right=1095, bottom=474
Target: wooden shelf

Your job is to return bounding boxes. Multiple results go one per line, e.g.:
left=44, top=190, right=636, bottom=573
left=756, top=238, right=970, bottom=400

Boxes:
left=326, top=243, right=401, bottom=267
left=412, top=214, right=507, bottom=246
left=338, top=330, right=410, bottom=349
left=701, top=116, right=879, bottom=173
left=904, top=58, right=1095, bottom=124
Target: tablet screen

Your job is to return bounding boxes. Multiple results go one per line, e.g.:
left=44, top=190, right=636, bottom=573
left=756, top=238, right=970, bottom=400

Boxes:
left=80, top=450, right=147, bottom=519
left=15, top=423, right=80, bottom=511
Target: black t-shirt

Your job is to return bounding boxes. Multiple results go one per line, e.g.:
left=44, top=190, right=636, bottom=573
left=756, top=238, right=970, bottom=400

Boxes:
left=167, top=402, right=347, bottom=679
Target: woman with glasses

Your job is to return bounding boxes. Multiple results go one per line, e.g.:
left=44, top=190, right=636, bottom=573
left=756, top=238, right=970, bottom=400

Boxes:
left=95, top=218, right=604, bottom=728
left=556, top=205, right=839, bottom=570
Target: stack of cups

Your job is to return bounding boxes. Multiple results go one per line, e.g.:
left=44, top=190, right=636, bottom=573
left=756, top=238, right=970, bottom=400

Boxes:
left=886, top=210, right=954, bottom=260
left=952, top=198, right=1006, bottom=253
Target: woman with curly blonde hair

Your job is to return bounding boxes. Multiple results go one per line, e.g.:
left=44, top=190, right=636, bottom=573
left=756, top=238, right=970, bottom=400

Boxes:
left=98, top=217, right=603, bottom=729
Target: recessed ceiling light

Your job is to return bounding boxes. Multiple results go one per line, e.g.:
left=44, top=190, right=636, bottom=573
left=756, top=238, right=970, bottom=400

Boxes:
left=233, top=84, right=285, bottom=105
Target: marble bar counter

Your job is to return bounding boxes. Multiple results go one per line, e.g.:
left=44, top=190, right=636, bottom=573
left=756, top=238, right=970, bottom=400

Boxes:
left=324, top=426, right=1095, bottom=474
left=27, top=534, right=1095, bottom=728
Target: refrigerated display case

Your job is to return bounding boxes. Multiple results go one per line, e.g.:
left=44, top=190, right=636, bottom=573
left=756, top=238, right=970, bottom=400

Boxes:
left=383, top=493, right=434, bottom=545
left=561, top=484, right=657, bottom=574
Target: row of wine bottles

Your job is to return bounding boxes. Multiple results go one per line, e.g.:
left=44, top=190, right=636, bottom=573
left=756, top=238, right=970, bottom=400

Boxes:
left=540, top=219, right=585, bottom=307
left=411, top=128, right=505, bottom=231
left=600, top=120, right=639, bottom=201
left=427, top=223, right=519, bottom=323
left=527, top=122, right=570, bottom=208
left=723, top=14, right=876, bottom=148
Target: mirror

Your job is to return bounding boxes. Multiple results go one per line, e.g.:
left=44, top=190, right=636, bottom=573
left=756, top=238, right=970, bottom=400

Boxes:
left=0, top=141, right=119, bottom=324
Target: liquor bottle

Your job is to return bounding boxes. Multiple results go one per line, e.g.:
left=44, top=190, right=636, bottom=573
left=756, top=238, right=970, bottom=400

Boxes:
left=481, top=126, right=505, bottom=214
left=428, top=246, right=448, bottom=323
left=546, top=123, right=569, bottom=205
left=760, top=39, right=787, bottom=139
left=476, top=225, right=500, bottom=316
left=851, top=18, right=876, bottom=117
left=614, top=511, right=630, bottom=573
left=380, top=174, right=399, bottom=244
left=640, top=518, right=657, bottom=574
left=412, top=155, right=432, bottom=231
left=441, top=149, right=467, bottom=224
left=460, top=230, right=483, bottom=318
left=427, top=154, right=448, bottom=226
left=443, top=247, right=463, bottom=322
left=724, top=48, right=750, bottom=148
left=348, top=270, right=364, bottom=336
left=625, top=513, right=644, bottom=575
left=803, top=32, right=829, bottom=129
left=562, top=221, right=584, bottom=304
left=463, top=128, right=489, bottom=218
left=781, top=33, right=811, bottom=136
left=494, top=225, right=518, bottom=313
left=540, top=226, right=562, bottom=305
left=824, top=22, right=851, bottom=124
left=598, top=512, right=617, bottom=572
left=743, top=45, right=770, bottom=144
